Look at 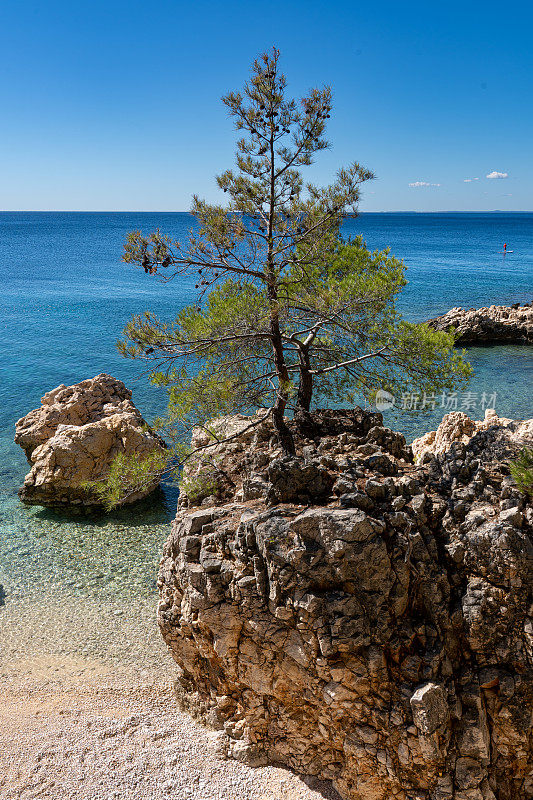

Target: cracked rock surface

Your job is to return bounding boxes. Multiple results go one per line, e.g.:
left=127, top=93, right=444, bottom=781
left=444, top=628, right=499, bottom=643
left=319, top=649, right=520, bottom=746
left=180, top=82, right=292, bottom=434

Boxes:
left=411, top=408, right=533, bottom=464
left=158, top=409, right=532, bottom=800
left=14, top=373, right=165, bottom=509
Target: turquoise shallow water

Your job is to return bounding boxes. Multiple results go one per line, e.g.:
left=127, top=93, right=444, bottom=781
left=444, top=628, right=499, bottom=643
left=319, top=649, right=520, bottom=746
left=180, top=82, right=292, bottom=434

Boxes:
left=1, top=212, right=532, bottom=656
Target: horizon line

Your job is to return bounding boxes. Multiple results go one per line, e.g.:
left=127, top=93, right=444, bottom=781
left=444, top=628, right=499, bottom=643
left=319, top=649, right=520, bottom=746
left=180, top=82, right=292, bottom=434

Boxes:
left=1, top=209, right=532, bottom=214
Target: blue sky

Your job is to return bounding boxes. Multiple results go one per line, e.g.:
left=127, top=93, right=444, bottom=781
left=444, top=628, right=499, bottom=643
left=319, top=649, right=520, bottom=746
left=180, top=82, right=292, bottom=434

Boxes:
left=1, top=0, right=531, bottom=211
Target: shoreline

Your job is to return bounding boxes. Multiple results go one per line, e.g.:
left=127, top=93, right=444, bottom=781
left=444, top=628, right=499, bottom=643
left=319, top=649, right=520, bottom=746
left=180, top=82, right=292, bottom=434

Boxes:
left=0, top=583, right=338, bottom=800
left=2, top=405, right=531, bottom=797
left=0, top=671, right=340, bottom=800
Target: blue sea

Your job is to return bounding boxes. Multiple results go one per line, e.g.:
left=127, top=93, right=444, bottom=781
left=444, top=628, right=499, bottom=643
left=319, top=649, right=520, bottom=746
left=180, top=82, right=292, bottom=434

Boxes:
left=1, top=212, right=532, bottom=667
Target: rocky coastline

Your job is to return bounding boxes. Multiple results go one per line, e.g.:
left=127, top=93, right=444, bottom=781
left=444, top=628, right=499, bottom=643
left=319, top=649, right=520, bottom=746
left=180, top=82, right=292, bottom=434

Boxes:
left=158, top=408, right=532, bottom=800
left=426, top=303, right=533, bottom=345
left=12, top=374, right=532, bottom=798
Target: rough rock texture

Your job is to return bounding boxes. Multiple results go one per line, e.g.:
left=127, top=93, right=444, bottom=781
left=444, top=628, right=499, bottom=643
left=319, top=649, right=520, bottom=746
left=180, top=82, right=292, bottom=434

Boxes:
left=15, top=374, right=165, bottom=508
left=412, top=409, right=533, bottom=464
left=158, top=409, right=532, bottom=800
left=426, top=303, right=533, bottom=345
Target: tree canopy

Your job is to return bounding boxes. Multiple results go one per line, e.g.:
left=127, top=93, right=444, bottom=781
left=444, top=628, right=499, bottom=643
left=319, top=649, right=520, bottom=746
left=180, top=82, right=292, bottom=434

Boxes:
left=99, top=47, right=471, bottom=506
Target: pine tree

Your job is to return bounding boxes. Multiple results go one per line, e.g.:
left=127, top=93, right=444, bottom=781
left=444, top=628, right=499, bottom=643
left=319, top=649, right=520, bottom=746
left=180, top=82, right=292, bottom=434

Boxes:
left=103, top=47, right=471, bottom=506
left=122, top=48, right=377, bottom=453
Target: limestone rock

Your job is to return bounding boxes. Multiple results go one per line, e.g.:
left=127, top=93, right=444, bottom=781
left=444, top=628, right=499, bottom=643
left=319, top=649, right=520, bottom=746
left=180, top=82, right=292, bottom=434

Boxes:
left=410, top=683, right=449, bottom=735
left=426, top=303, right=533, bottom=345
left=412, top=409, right=533, bottom=463
left=15, top=374, right=165, bottom=508
left=178, top=407, right=410, bottom=508
left=266, top=457, right=334, bottom=503
left=158, top=409, right=533, bottom=800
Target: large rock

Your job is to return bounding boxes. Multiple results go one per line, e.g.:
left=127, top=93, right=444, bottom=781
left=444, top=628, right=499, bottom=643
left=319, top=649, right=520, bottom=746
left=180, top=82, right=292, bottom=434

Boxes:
left=15, top=374, right=165, bottom=508
left=412, top=408, right=533, bottom=463
left=158, top=409, right=532, bottom=800
left=426, top=303, right=533, bottom=345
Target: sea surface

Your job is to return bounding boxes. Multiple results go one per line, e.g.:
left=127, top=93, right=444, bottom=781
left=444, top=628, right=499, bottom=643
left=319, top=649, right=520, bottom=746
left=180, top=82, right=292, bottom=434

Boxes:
left=1, top=212, right=532, bottom=671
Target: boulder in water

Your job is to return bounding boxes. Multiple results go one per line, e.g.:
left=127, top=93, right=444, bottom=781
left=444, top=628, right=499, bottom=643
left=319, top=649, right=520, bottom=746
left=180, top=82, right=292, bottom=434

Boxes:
left=426, top=303, right=533, bottom=345
left=15, top=373, right=165, bottom=509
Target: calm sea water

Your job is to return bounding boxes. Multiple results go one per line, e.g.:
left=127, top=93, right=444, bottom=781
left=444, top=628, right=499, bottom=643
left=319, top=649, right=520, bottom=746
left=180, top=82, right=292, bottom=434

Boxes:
left=1, top=212, right=532, bottom=658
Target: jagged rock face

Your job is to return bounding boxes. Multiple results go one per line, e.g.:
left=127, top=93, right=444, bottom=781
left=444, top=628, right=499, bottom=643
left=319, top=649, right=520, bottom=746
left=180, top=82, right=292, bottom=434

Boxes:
left=412, top=409, right=533, bottom=463
left=158, top=409, right=532, bottom=800
left=179, top=409, right=409, bottom=509
left=15, top=374, right=165, bottom=508
left=426, top=303, right=533, bottom=345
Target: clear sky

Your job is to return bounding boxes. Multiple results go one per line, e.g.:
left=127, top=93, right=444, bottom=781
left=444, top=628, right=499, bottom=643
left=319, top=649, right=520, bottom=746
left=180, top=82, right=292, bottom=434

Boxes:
left=1, top=0, right=531, bottom=211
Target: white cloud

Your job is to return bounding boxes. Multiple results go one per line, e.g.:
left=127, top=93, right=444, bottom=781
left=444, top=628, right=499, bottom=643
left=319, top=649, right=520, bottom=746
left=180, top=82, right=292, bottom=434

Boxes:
left=464, top=177, right=480, bottom=182
left=409, top=181, right=441, bottom=188
left=486, top=171, right=508, bottom=179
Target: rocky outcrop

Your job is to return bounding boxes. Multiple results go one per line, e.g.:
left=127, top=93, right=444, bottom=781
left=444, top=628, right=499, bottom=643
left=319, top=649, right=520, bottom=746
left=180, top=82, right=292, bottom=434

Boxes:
left=15, top=374, right=165, bottom=508
left=412, top=409, right=533, bottom=463
left=158, top=409, right=532, bottom=800
left=426, top=303, right=533, bottom=345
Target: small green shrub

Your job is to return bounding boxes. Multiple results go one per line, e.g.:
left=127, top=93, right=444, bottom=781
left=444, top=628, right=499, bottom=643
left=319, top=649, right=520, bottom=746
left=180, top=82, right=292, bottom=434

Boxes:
left=180, top=471, right=220, bottom=504
left=509, top=448, right=533, bottom=496
left=83, top=449, right=169, bottom=510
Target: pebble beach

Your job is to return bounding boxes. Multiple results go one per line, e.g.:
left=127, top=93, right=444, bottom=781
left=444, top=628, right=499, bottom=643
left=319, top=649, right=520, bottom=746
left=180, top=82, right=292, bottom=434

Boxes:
left=0, top=578, right=339, bottom=800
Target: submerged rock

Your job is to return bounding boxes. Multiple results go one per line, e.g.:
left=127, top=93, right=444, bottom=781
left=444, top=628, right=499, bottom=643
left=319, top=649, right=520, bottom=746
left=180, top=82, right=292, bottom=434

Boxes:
left=158, top=408, right=532, bottom=800
left=15, top=373, right=165, bottom=509
left=426, top=303, right=533, bottom=345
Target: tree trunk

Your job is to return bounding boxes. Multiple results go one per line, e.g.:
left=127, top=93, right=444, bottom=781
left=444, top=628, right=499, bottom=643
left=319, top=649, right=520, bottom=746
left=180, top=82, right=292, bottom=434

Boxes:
left=296, top=347, right=313, bottom=412
left=268, top=303, right=295, bottom=455
left=264, top=73, right=295, bottom=457
left=294, top=347, right=317, bottom=437
left=272, top=403, right=295, bottom=455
